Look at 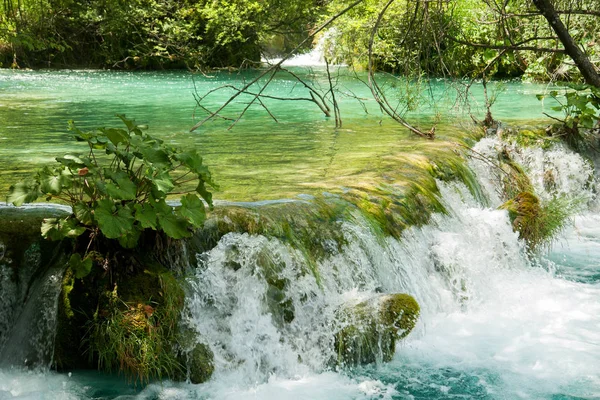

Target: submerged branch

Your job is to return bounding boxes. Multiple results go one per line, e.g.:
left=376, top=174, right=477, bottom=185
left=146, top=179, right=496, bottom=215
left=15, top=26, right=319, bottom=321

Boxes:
left=189, top=0, right=364, bottom=132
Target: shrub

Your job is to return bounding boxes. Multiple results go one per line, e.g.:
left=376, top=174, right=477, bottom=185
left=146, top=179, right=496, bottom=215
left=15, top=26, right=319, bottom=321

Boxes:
left=7, top=114, right=216, bottom=277
left=537, top=83, right=600, bottom=151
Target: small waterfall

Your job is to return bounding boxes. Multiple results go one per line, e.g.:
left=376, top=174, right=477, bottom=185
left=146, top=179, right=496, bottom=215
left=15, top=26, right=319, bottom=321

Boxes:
left=0, top=258, right=65, bottom=369
left=1, top=132, right=599, bottom=398
left=176, top=135, right=600, bottom=398
left=264, top=30, right=339, bottom=67
left=0, top=206, right=69, bottom=370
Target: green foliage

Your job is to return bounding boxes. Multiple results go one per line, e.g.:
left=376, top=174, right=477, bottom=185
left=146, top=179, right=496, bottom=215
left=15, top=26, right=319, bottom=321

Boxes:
left=87, top=267, right=185, bottom=383
left=7, top=115, right=216, bottom=275
left=321, top=0, right=599, bottom=80
left=0, top=0, right=325, bottom=69
left=537, top=83, right=600, bottom=150
left=501, top=192, right=579, bottom=251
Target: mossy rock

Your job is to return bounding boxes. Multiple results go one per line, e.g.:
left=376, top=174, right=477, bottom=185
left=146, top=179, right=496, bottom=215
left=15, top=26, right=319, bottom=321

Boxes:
left=176, top=342, right=214, bottom=384
left=498, top=127, right=556, bottom=150
left=188, top=343, right=214, bottom=384
left=174, top=326, right=215, bottom=384
left=500, top=191, right=575, bottom=250
left=334, top=293, right=420, bottom=367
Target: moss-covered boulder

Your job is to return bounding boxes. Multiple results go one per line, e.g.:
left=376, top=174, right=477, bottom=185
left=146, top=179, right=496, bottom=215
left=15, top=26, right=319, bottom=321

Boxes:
left=500, top=191, right=574, bottom=250
left=175, top=341, right=214, bottom=384
left=334, top=293, right=420, bottom=367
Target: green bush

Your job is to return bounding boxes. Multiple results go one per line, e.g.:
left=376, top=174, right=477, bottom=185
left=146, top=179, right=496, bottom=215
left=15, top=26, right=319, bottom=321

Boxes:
left=7, top=115, right=216, bottom=277
left=537, top=83, right=600, bottom=150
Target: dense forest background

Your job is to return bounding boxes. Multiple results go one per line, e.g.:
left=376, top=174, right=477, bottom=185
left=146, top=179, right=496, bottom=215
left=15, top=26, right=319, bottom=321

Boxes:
left=0, top=0, right=598, bottom=82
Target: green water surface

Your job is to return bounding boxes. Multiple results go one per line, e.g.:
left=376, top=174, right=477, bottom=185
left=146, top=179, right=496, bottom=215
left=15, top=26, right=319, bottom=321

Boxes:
left=0, top=69, right=557, bottom=201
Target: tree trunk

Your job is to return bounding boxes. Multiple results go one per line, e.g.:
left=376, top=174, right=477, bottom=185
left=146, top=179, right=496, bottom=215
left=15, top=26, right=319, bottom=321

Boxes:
left=532, top=0, right=600, bottom=88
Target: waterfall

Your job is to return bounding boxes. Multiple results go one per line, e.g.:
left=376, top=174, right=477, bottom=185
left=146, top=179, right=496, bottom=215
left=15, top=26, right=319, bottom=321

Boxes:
left=169, top=138, right=599, bottom=398
left=1, top=135, right=599, bottom=399
left=0, top=206, right=69, bottom=370
left=264, top=30, right=339, bottom=67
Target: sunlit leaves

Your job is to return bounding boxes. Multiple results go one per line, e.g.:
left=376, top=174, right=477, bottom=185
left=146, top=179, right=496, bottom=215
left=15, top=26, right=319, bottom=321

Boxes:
left=8, top=181, right=41, bottom=206
left=9, top=114, right=216, bottom=259
left=73, top=202, right=94, bottom=225
left=39, top=167, right=70, bottom=195
left=152, top=171, right=175, bottom=195
left=41, top=218, right=86, bottom=240
left=539, top=84, right=600, bottom=133
left=177, top=194, right=206, bottom=227
left=196, top=181, right=213, bottom=209
left=95, top=199, right=135, bottom=239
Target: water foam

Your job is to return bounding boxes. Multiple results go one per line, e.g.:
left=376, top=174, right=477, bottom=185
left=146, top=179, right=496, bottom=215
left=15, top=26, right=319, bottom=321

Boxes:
left=1, top=136, right=599, bottom=399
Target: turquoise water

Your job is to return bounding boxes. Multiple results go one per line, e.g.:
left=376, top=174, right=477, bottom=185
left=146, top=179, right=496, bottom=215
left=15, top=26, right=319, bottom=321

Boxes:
left=0, top=69, right=558, bottom=200
left=1, top=69, right=597, bottom=400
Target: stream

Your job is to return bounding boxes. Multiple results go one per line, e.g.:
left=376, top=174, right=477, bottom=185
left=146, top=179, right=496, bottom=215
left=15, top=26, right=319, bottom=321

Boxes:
left=0, top=68, right=598, bottom=399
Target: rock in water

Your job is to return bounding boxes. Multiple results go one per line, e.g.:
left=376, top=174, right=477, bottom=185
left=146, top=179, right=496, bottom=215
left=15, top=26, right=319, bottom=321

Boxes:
left=334, top=293, right=420, bottom=366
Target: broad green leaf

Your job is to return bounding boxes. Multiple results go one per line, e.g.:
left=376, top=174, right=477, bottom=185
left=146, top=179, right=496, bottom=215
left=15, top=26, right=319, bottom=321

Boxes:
left=177, top=194, right=206, bottom=227
left=155, top=200, right=190, bottom=239
left=134, top=203, right=158, bottom=230
left=8, top=181, right=41, bottom=206
left=73, top=202, right=94, bottom=225
left=104, top=128, right=130, bottom=146
left=69, top=253, right=93, bottom=279
left=41, top=218, right=86, bottom=241
left=103, top=170, right=137, bottom=200
left=175, top=150, right=204, bottom=174
left=141, top=146, right=171, bottom=167
left=39, top=168, right=68, bottom=195
left=118, top=226, right=142, bottom=248
left=95, top=199, right=135, bottom=239
left=196, top=181, right=213, bottom=208
left=104, top=179, right=137, bottom=200
left=56, top=154, right=86, bottom=168
left=152, top=171, right=175, bottom=195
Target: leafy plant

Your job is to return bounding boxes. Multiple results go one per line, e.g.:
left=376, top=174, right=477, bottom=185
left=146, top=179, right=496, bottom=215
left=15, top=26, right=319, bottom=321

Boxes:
left=7, top=115, right=216, bottom=276
left=537, top=83, right=600, bottom=149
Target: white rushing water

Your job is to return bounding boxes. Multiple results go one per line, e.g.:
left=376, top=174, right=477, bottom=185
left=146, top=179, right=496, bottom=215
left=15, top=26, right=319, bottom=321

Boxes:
left=264, top=30, right=340, bottom=67
left=1, top=139, right=599, bottom=399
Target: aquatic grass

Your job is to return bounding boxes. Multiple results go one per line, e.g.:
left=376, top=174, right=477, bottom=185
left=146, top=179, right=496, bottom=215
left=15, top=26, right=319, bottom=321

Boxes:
left=86, top=263, right=185, bottom=384
left=494, top=150, right=582, bottom=251
left=501, top=193, right=581, bottom=251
